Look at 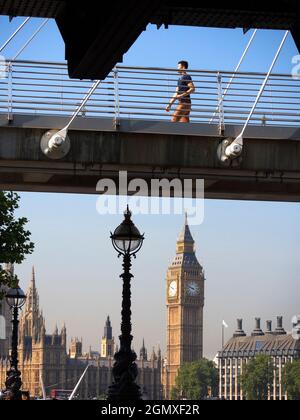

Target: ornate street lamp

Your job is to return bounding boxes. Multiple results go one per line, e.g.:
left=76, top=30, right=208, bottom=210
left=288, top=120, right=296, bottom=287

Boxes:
left=5, top=286, right=26, bottom=400
left=107, top=207, right=144, bottom=401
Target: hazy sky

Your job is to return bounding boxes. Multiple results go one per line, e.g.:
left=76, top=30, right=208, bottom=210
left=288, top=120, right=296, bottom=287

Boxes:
left=0, top=17, right=299, bottom=359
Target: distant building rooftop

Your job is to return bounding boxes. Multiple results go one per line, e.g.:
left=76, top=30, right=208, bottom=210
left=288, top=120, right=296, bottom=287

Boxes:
left=220, top=317, right=300, bottom=358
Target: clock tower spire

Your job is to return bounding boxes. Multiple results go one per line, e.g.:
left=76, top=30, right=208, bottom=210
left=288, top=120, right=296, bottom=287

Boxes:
left=163, top=215, right=205, bottom=399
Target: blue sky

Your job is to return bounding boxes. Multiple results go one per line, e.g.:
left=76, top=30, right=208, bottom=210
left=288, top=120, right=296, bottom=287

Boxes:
left=0, top=17, right=299, bottom=358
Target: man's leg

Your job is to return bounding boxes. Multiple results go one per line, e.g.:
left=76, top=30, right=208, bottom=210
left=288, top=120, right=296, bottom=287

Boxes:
left=180, top=115, right=190, bottom=123
left=172, top=104, right=183, bottom=122
left=172, top=103, right=192, bottom=123
left=179, top=103, right=191, bottom=123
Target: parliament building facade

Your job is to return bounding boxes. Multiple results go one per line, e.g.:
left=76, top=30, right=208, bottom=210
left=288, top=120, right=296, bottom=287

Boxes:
left=0, top=217, right=206, bottom=400
left=0, top=267, right=162, bottom=399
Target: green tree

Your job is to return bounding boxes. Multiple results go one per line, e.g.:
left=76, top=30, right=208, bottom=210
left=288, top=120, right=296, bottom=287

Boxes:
left=0, top=191, right=34, bottom=298
left=241, top=355, right=274, bottom=400
left=283, top=360, right=300, bottom=400
left=171, top=386, right=180, bottom=400
left=171, top=359, right=218, bottom=400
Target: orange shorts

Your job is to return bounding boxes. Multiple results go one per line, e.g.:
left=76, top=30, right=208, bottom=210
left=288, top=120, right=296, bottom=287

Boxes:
left=172, top=100, right=192, bottom=123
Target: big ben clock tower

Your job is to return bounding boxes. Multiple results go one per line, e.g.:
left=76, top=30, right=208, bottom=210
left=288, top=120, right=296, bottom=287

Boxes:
left=163, top=215, right=205, bottom=399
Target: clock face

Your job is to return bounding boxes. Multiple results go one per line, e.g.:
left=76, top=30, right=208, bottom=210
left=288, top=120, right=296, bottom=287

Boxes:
left=169, top=281, right=178, bottom=298
left=186, top=281, right=200, bottom=297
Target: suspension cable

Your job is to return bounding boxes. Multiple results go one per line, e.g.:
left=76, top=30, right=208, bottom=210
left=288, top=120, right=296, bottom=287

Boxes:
left=209, top=29, right=258, bottom=124
left=69, top=366, right=89, bottom=400
left=0, top=17, right=31, bottom=53
left=238, top=30, right=289, bottom=138
left=12, top=19, right=49, bottom=61
left=64, top=80, right=101, bottom=132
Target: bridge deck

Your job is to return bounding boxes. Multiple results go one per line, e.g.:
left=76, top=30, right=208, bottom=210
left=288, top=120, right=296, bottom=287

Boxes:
left=1, top=114, right=300, bottom=141
left=1, top=119, right=300, bottom=202
left=0, top=61, right=300, bottom=201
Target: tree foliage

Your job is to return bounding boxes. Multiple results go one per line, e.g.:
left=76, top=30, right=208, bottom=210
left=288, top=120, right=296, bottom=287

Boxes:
left=283, top=360, right=300, bottom=400
left=241, top=355, right=274, bottom=400
left=171, top=359, right=218, bottom=400
left=0, top=191, right=34, bottom=297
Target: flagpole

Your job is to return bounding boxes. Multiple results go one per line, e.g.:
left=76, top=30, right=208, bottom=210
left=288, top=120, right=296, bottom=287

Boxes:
left=222, top=321, right=228, bottom=348
left=222, top=324, right=224, bottom=349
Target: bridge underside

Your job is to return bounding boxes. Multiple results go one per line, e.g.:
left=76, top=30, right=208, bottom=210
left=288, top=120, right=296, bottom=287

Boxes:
left=1, top=116, right=300, bottom=202
left=0, top=1, right=299, bottom=79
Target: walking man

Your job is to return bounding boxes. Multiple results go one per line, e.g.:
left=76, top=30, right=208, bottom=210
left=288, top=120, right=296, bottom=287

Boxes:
left=166, top=61, right=195, bottom=123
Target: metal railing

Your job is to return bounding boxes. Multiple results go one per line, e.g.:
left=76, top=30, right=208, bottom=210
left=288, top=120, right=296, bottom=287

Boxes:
left=0, top=60, right=299, bottom=132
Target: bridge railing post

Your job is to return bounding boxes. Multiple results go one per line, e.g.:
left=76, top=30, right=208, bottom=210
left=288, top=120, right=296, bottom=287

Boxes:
left=7, top=61, right=13, bottom=122
left=217, top=72, right=225, bottom=136
left=113, top=67, right=120, bottom=129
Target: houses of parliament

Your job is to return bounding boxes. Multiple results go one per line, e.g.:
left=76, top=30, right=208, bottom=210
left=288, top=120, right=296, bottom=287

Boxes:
left=0, top=217, right=205, bottom=399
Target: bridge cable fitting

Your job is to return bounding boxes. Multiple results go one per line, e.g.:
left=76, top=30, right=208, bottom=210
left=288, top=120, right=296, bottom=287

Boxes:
left=41, top=80, right=101, bottom=160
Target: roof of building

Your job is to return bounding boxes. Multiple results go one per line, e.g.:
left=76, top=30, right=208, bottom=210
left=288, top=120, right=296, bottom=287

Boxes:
left=170, top=215, right=204, bottom=270
left=220, top=333, right=300, bottom=357
left=178, top=214, right=194, bottom=244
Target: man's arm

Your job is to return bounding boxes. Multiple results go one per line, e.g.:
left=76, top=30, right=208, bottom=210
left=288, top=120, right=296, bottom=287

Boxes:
left=177, top=81, right=195, bottom=99
left=166, top=87, right=179, bottom=112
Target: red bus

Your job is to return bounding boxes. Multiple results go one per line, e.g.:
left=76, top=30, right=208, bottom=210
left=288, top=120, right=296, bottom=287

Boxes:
left=50, top=389, right=73, bottom=400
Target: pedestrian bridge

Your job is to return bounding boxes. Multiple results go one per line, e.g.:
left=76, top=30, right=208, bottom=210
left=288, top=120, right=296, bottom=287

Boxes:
left=0, top=60, right=300, bottom=201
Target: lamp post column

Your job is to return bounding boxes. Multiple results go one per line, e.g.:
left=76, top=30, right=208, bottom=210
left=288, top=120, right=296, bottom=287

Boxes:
left=5, top=306, right=22, bottom=400
left=107, top=208, right=144, bottom=401
left=107, top=254, right=141, bottom=400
